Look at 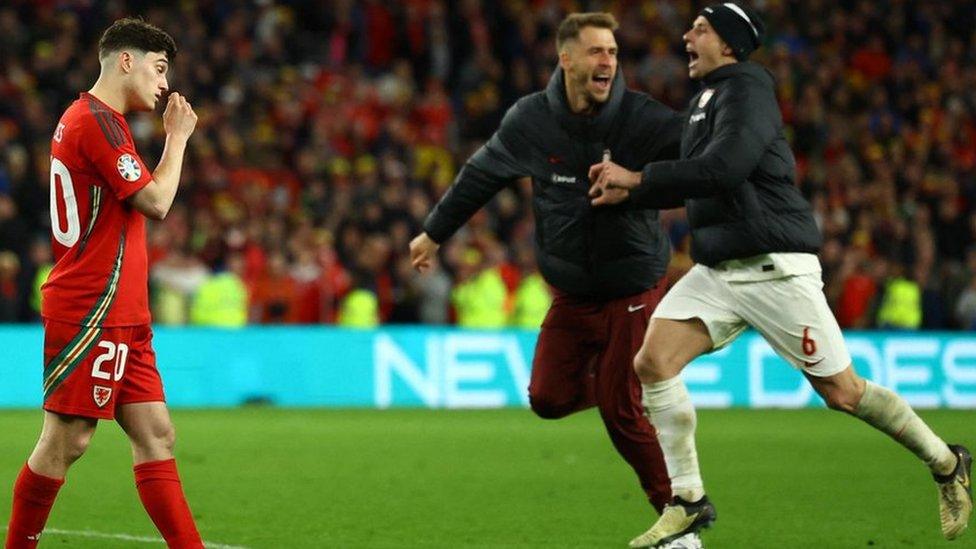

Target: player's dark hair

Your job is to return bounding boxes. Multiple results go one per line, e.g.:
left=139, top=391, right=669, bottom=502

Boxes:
left=98, top=17, right=176, bottom=62
left=556, top=12, right=618, bottom=52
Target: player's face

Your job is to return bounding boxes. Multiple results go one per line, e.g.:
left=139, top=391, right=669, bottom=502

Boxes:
left=127, top=51, right=169, bottom=111
left=683, top=16, right=732, bottom=79
left=561, top=26, right=618, bottom=109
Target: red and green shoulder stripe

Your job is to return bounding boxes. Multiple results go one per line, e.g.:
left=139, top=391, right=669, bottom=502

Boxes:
left=87, top=96, right=127, bottom=149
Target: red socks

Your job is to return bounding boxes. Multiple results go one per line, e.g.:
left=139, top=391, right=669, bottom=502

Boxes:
left=6, top=460, right=201, bottom=549
left=133, top=459, right=203, bottom=549
left=5, top=464, right=64, bottom=549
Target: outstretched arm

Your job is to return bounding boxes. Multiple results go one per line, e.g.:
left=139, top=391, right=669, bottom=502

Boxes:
left=412, top=104, right=528, bottom=272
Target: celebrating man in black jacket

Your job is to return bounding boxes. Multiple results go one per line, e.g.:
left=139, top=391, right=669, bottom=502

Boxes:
left=589, top=3, right=972, bottom=547
left=409, top=12, right=703, bottom=548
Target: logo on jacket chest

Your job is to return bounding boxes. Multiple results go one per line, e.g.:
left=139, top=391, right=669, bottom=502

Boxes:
left=698, top=88, right=715, bottom=108
left=689, top=88, right=715, bottom=124
left=551, top=173, right=577, bottom=185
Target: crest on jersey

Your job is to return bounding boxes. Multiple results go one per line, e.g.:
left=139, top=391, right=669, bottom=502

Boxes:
left=698, top=89, right=715, bottom=109
left=116, top=154, right=141, bottom=182
left=93, top=385, right=112, bottom=408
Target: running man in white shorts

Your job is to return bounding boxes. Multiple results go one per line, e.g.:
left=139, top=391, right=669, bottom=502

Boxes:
left=659, top=253, right=851, bottom=378
left=587, top=3, right=971, bottom=547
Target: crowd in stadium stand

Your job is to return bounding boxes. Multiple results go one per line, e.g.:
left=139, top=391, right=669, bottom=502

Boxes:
left=1, top=1, right=974, bottom=330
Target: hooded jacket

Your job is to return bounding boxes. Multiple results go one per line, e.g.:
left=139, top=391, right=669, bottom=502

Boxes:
left=628, top=61, right=822, bottom=266
left=424, top=68, right=681, bottom=299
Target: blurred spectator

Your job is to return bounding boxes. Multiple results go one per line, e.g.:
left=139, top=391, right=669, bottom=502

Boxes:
left=451, top=247, right=507, bottom=328
left=190, top=253, right=248, bottom=328
left=510, top=243, right=551, bottom=329
left=23, top=237, right=52, bottom=321
left=337, top=286, right=380, bottom=328
left=1, top=1, right=974, bottom=331
left=0, top=194, right=28, bottom=259
left=405, top=255, right=452, bottom=325
left=877, top=265, right=923, bottom=330
left=0, top=251, right=20, bottom=321
left=250, top=251, right=299, bottom=323
left=151, top=246, right=210, bottom=325
left=945, top=246, right=976, bottom=328
left=835, top=251, right=880, bottom=329
left=955, top=277, right=976, bottom=330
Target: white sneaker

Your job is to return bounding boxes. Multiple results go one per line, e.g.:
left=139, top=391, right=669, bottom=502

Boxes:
left=936, top=444, right=972, bottom=540
left=629, top=496, right=716, bottom=548
left=658, top=532, right=703, bottom=549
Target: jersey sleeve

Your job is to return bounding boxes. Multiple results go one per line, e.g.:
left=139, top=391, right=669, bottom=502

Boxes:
left=82, top=113, right=152, bottom=201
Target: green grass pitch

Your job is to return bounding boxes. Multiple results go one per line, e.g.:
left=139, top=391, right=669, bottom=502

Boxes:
left=0, top=408, right=972, bottom=548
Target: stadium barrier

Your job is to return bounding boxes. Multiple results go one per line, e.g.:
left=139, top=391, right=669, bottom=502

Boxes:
left=0, top=326, right=974, bottom=409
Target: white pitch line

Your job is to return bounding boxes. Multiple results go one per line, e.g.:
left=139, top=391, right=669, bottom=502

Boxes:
left=3, top=526, right=249, bottom=549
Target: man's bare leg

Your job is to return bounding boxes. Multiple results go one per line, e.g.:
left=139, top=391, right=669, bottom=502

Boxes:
left=634, top=318, right=713, bottom=500
left=629, top=318, right=715, bottom=548
left=117, top=402, right=203, bottom=548
left=28, top=412, right=98, bottom=478
left=6, top=413, right=96, bottom=548
left=807, top=367, right=971, bottom=539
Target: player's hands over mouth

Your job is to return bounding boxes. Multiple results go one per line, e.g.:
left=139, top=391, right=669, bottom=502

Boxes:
left=163, top=92, right=198, bottom=141
left=588, top=160, right=641, bottom=206
left=409, top=232, right=440, bottom=273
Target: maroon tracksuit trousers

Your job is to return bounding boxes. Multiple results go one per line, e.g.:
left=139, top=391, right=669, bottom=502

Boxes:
left=528, top=282, right=672, bottom=513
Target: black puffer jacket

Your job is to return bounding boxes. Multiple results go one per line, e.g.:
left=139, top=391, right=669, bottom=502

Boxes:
left=424, top=68, right=681, bottom=299
left=629, top=61, right=822, bottom=266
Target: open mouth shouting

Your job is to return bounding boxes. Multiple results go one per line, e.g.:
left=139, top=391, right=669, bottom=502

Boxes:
left=592, top=73, right=612, bottom=92
left=687, top=48, right=700, bottom=70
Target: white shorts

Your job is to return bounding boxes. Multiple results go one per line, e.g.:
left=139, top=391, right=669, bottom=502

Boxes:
left=653, top=263, right=852, bottom=377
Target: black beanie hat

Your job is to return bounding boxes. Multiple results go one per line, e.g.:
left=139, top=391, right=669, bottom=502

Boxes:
left=701, top=3, right=765, bottom=60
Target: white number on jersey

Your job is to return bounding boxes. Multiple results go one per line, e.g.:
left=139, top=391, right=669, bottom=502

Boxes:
left=50, top=157, right=81, bottom=247
left=91, top=340, right=129, bottom=381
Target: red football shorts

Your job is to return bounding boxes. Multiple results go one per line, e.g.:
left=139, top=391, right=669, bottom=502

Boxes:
left=42, top=319, right=165, bottom=420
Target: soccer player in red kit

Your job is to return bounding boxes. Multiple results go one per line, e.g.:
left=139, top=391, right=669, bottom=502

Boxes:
left=4, top=18, right=201, bottom=549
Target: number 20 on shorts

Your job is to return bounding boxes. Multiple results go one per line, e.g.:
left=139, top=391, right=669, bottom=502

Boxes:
left=91, top=340, right=129, bottom=381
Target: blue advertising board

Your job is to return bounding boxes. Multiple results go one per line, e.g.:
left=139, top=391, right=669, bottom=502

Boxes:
left=0, top=326, right=974, bottom=409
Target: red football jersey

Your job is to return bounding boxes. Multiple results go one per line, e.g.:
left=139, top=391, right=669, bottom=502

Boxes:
left=42, top=93, right=153, bottom=327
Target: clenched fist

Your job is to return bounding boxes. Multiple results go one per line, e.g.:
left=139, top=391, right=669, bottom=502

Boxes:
left=163, top=92, right=197, bottom=141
